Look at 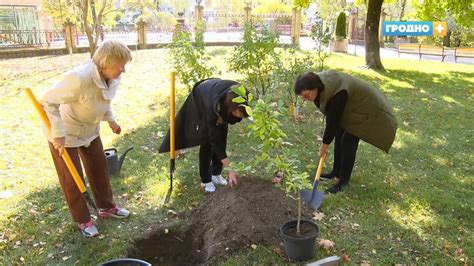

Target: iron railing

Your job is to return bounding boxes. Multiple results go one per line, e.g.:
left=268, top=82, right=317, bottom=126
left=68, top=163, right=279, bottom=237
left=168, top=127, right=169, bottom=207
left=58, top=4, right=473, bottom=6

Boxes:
left=0, top=30, right=65, bottom=49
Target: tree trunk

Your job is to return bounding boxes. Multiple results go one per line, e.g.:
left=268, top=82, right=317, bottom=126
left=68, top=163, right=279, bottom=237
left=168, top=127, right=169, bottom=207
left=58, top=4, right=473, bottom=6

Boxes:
left=365, top=0, right=385, bottom=71
left=398, top=0, right=406, bottom=21
left=443, top=30, right=451, bottom=47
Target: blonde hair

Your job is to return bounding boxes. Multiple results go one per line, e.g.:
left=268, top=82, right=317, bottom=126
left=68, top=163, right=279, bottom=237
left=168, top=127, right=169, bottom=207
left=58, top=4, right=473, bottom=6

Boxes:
left=92, top=40, right=132, bottom=69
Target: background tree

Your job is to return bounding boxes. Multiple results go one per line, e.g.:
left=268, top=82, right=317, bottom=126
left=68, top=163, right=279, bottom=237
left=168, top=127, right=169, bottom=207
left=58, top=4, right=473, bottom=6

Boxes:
left=160, top=0, right=186, bottom=14
left=122, top=0, right=158, bottom=26
left=309, top=11, right=331, bottom=71
left=42, top=0, right=120, bottom=55
left=313, top=0, right=348, bottom=22
left=122, top=0, right=155, bottom=14
left=229, top=23, right=280, bottom=97
left=413, top=0, right=474, bottom=47
left=206, top=0, right=245, bottom=13
left=254, top=0, right=292, bottom=14
left=365, top=0, right=385, bottom=71
left=335, top=11, right=347, bottom=39
left=76, top=0, right=119, bottom=56
left=168, top=22, right=214, bottom=91
left=41, top=0, right=81, bottom=29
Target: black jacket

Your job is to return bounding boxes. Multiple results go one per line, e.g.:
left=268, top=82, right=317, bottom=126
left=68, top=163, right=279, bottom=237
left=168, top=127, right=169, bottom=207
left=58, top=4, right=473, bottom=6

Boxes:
left=159, top=78, right=239, bottom=160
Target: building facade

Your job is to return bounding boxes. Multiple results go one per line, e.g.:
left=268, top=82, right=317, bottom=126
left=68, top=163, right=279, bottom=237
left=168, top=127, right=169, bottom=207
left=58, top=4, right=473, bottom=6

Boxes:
left=0, top=0, right=52, bottom=30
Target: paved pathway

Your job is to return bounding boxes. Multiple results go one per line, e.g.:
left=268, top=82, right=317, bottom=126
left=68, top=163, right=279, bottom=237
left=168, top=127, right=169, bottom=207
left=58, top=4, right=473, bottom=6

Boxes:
left=299, top=37, right=473, bottom=65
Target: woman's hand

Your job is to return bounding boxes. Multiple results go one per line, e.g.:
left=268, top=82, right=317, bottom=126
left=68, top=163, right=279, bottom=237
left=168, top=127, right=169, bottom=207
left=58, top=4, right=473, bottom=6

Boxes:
left=53, top=137, right=66, bottom=156
left=221, top=157, right=238, bottom=187
left=228, top=170, right=238, bottom=187
left=319, top=143, right=329, bottom=158
left=108, top=121, right=121, bottom=134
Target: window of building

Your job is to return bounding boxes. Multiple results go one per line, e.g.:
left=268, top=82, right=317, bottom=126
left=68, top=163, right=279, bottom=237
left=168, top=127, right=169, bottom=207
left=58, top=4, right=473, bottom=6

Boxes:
left=0, top=5, right=40, bottom=30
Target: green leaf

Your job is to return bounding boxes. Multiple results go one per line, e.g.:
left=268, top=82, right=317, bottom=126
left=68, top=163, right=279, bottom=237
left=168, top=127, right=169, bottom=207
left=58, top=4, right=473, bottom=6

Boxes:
left=248, top=93, right=254, bottom=103
left=245, top=106, right=253, bottom=118
left=232, top=96, right=246, bottom=103
left=232, top=85, right=246, bottom=97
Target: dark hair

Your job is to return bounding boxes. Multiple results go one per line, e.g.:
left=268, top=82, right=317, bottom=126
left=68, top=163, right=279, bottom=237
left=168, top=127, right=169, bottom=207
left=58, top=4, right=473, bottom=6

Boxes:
left=218, top=91, right=249, bottom=124
left=294, top=72, right=325, bottom=95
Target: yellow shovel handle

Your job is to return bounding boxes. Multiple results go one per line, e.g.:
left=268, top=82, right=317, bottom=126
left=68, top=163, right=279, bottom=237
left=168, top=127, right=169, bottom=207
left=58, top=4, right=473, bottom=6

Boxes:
left=170, top=71, right=176, bottom=159
left=25, top=88, right=86, bottom=193
left=314, top=153, right=327, bottom=182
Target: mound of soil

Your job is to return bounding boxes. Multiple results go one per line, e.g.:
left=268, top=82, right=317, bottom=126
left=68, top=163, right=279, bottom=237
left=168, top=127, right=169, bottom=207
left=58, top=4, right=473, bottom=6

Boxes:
left=129, top=176, right=313, bottom=265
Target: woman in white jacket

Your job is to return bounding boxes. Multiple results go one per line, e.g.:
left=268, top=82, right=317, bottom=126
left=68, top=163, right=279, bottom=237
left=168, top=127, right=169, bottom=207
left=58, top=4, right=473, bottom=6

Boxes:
left=41, top=40, right=132, bottom=237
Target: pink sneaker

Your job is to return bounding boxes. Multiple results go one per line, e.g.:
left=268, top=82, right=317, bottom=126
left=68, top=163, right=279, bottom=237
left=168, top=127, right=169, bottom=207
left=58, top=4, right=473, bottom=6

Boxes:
left=78, top=220, right=99, bottom=237
left=98, top=206, right=130, bottom=219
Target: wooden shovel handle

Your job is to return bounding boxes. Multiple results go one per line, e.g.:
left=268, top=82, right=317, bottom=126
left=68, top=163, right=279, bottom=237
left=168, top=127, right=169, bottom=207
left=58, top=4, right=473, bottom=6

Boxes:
left=25, top=88, right=86, bottom=193
left=314, top=153, right=327, bottom=182
left=170, top=71, right=176, bottom=160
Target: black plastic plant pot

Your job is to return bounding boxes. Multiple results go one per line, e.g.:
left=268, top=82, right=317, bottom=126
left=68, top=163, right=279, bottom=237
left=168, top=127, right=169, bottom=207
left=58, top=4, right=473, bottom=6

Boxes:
left=100, top=258, right=151, bottom=266
left=280, top=219, right=319, bottom=261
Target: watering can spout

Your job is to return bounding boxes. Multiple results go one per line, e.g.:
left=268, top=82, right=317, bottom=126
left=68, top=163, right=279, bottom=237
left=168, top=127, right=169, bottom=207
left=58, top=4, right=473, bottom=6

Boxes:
left=118, top=147, right=134, bottom=172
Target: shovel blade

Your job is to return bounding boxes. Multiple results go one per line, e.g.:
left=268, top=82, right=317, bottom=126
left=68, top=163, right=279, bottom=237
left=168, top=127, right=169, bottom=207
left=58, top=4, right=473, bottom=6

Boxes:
left=300, top=180, right=324, bottom=209
left=300, top=189, right=313, bottom=202
left=308, top=191, right=324, bottom=209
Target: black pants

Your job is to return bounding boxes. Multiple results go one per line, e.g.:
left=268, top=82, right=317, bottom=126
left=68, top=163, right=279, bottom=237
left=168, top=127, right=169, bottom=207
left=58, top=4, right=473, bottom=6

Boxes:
left=330, top=128, right=360, bottom=185
left=199, top=141, right=226, bottom=183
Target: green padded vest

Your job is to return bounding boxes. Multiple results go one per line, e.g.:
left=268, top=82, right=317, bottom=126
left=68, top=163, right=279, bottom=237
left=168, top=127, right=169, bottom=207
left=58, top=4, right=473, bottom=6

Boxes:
left=317, top=70, right=397, bottom=153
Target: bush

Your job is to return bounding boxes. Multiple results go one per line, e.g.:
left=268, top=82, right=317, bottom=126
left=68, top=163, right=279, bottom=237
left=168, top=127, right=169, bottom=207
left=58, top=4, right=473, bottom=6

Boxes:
left=168, top=22, right=215, bottom=91
left=229, top=22, right=280, bottom=98
left=273, top=46, right=316, bottom=111
left=310, top=13, right=331, bottom=71
left=335, top=12, right=347, bottom=39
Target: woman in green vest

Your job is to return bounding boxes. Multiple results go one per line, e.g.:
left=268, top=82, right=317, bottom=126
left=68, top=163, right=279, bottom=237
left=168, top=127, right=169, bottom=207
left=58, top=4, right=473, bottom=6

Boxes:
left=294, top=71, right=397, bottom=194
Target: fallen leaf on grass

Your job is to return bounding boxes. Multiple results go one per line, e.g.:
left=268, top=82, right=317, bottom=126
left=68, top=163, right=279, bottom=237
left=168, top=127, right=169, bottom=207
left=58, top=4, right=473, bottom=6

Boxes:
left=273, top=247, right=285, bottom=258
left=167, top=209, right=178, bottom=215
left=453, top=248, right=463, bottom=257
left=313, top=211, right=325, bottom=221
left=318, top=239, right=335, bottom=250
left=29, top=209, right=38, bottom=216
left=341, top=254, right=351, bottom=262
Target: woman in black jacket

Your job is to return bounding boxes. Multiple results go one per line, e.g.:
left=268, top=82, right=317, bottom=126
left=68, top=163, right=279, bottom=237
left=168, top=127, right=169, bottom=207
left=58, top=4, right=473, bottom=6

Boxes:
left=160, top=78, right=249, bottom=193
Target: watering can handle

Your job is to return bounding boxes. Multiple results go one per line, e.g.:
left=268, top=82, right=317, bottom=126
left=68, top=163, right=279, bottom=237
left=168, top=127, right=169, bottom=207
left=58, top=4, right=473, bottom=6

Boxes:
left=314, top=153, right=327, bottom=182
left=104, top=148, right=118, bottom=153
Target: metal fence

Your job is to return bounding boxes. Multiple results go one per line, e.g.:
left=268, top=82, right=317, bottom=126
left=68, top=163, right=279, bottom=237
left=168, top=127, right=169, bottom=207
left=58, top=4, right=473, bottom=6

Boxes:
left=0, top=13, right=306, bottom=49
left=0, top=30, right=65, bottom=49
left=203, top=13, right=245, bottom=32
left=251, top=14, right=292, bottom=35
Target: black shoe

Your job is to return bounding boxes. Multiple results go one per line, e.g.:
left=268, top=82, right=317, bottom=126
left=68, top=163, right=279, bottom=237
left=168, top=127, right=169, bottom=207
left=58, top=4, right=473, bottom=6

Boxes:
left=325, top=182, right=347, bottom=194
left=325, top=184, right=341, bottom=194
left=320, top=172, right=336, bottom=181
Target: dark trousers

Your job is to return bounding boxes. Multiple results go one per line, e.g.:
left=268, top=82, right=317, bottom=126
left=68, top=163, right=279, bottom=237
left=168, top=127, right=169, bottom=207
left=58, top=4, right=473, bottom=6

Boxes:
left=199, top=142, right=226, bottom=183
left=48, top=137, right=115, bottom=223
left=330, top=128, right=360, bottom=185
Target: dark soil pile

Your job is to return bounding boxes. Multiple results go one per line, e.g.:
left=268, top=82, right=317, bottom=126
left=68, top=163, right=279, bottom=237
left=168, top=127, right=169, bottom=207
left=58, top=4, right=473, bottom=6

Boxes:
left=129, top=176, right=313, bottom=265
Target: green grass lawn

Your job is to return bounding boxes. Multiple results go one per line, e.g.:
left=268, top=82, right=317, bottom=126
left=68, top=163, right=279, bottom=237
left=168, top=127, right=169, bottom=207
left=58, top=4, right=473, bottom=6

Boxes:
left=1, top=48, right=473, bottom=264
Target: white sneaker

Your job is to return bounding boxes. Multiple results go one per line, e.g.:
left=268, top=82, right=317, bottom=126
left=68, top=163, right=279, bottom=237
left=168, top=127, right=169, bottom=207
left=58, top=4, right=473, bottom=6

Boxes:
left=202, top=182, right=216, bottom=193
left=212, top=175, right=228, bottom=186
